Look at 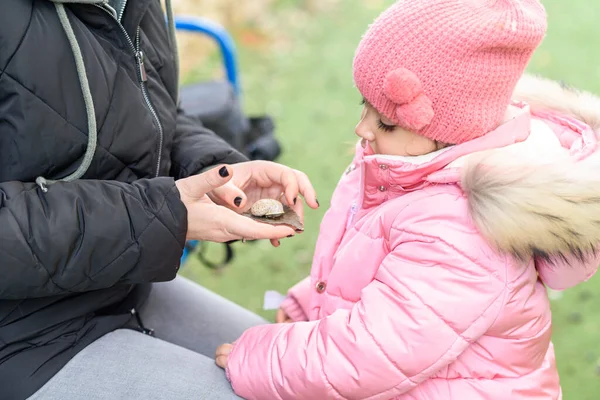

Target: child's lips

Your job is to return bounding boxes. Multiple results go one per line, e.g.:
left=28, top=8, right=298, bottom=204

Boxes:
left=361, top=140, right=376, bottom=155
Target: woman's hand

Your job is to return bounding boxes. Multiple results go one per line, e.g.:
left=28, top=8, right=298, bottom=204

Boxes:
left=215, top=342, right=234, bottom=370
left=207, top=161, right=319, bottom=237
left=175, top=166, right=298, bottom=242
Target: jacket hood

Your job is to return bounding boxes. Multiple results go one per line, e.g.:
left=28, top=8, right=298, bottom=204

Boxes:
left=355, top=73, right=600, bottom=268
left=463, top=74, right=600, bottom=262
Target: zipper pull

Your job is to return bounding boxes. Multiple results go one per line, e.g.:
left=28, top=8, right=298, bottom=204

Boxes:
left=136, top=51, right=148, bottom=82
left=346, top=201, right=358, bottom=229
left=130, top=308, right=154, bottom=336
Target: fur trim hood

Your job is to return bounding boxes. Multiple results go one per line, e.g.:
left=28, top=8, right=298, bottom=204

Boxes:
left=462, top=74, right=600, bottom=262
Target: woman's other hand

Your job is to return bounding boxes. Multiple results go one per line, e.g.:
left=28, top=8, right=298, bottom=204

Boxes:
left=175, top=165, right=298, bottom=243
left=207, top=161, right=319, bottom=241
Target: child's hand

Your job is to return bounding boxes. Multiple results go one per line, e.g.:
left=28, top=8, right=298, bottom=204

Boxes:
left=276, top=308, right=293, bottom=323
left=215, top=343, right=234, bottom=369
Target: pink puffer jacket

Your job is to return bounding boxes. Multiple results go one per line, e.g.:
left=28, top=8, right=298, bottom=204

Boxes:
left=226, top=75, right=600, bottom=399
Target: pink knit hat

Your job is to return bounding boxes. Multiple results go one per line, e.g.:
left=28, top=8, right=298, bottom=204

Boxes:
left=353, top=0, right=547, bottom=144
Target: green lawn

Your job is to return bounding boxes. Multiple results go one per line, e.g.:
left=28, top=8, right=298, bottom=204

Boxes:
left=181, top=1, right=600, bottom=397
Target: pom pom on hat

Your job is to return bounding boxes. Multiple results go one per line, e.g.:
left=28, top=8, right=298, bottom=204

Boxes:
left=384, top=68, right=434, bottom=130
left=395, top=94, right=434, bottom=131
left=384, top=68, right=423, bottom=104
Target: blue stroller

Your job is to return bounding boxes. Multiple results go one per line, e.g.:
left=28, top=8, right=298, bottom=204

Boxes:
left=174, top=16, right=281, bottom=268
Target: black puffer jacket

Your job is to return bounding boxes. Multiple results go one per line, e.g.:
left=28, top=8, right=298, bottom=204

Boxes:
left=0, top=1, right=246, bottom=398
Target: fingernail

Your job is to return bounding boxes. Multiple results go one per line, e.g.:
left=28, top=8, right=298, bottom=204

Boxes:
left=276, top=240, right=281, bottom=246
left=293, top=197, right=297, bottom=205
left=234, top=197, right=242, bottom=207
left=287, top=235, right=293, bottom=238
left=296, top=228, right=304, bottom=233
left=316, top=199, right=320, bottom=207
left=219, top=166, right=229, bottom=177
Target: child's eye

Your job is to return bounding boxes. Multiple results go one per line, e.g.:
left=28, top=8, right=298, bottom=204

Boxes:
left=377, top=119, right=395, bottom=132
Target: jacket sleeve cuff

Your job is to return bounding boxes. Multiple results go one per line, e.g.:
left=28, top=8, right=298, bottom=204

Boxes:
left=280, top=296, right=307, bottom=322
left=226, top=324, right=287, bottom=399
left=284, top=276, right=313, bottom=321
left=129, top=178, right=188, bottom=282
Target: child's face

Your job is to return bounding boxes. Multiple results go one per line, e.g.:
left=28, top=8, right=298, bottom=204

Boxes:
left=355, top=101, right=438, bottom=156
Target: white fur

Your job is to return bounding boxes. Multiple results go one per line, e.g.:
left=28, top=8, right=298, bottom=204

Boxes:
left=462, top=74, right=600, bottom=260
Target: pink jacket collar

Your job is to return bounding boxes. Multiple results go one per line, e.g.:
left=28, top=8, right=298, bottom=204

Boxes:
left=356, top=103, right=533, bottom=209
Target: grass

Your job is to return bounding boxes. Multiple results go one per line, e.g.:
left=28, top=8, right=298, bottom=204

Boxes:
left=180, top=1, right=600, bottom=397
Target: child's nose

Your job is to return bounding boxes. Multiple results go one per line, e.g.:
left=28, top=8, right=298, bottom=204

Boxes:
left=355, top=121, right=375, bottom=142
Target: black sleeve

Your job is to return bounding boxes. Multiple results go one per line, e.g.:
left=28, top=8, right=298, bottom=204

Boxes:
left=0, top=177, right=187, bottom=300
left=169, top=108, right=249, bottom=180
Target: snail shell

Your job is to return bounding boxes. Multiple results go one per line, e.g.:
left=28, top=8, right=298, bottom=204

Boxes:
left=250, top=199, right=285, bottom=218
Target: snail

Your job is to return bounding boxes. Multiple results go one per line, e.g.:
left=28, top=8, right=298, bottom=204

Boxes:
left=243, top=198, right=304, bottom=231
left=250, top=199, right=285, bottom=219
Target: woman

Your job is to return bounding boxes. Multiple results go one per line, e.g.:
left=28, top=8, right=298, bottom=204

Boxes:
left=0, top=0, right=317, bottom=399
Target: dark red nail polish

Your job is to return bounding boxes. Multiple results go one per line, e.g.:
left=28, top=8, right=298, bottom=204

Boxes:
left=287, top=235, right=293, bottom=238
left=293, top=197, right=297, bottom=205
left=234, top=197, right=242, bottom=207
left=316, top=199, right=320, bottom=207
left=219, top=166, right=229, bottom=177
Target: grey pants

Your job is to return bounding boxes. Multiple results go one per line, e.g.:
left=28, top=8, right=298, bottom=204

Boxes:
left=29, top=276, right=266, bottom=400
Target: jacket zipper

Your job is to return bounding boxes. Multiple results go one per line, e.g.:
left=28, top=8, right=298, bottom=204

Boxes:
left=97, top=3, right=164, bottom=177
left=135, top=30, right=164, bottom=177
left=117, top=0, right=128, bottom=22
left=346, top=201, right=358, bottom=229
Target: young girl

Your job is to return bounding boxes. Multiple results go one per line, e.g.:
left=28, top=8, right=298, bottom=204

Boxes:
left=216, top=1, right=600, bottom=398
